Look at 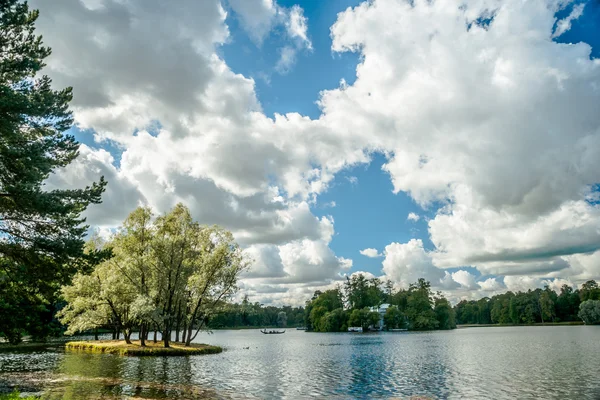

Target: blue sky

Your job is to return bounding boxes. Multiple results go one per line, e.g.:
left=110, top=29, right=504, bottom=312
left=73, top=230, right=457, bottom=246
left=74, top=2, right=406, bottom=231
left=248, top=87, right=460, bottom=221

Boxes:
left=42, top=0, right=600, bottom=303
left=212, top=0, right=600, bottom=279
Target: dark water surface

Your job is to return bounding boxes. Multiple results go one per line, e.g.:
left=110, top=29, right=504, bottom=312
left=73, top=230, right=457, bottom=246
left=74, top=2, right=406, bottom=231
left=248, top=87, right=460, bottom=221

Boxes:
left=1, top=326, right=599, bottom=399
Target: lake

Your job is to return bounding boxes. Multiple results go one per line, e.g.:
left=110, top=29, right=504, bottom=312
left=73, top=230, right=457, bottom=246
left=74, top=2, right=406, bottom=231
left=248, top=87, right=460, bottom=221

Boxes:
left=1, top=326, right=599, bottom=399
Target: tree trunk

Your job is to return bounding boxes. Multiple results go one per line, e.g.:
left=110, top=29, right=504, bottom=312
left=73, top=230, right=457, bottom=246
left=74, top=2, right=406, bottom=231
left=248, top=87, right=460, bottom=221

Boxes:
left=175, top=303, right=182, bottom=343
left=112, top=329, right=116, bottom=340
left=181, top=321, right=187, bottom=344
left=185, top=324, right=194, bottom=346
left=163, top=328, right=170, bottom=348
left=94, top=328, right=99, bottom=341
left=124, top=330, right=132, bottom=345
left=153, top=329, right=157, bottom=343
left=140, top=324, right=146, bottom=347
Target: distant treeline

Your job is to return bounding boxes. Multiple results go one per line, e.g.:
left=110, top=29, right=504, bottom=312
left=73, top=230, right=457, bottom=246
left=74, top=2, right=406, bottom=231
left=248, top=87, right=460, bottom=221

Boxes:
left=304, top=275, right=456, bottom=332
left=208, top=296, right=305, bottom=328
left=454, top=280, right=600, bottom=325
left=209, top=278, right=600, bottom=333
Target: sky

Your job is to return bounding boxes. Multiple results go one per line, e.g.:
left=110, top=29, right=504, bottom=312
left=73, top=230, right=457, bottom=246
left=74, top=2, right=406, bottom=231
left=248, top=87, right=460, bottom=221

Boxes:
left=32, top=0, right=600, bottom=305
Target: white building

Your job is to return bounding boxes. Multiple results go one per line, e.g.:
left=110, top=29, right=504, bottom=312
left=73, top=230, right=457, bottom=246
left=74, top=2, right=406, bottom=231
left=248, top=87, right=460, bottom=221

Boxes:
left=369, top=303, right=390, bottom=330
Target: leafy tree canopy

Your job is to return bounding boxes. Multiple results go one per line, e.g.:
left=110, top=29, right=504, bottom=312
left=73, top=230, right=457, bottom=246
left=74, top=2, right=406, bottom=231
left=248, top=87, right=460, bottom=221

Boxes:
left=0, top=0, right=106, bottom=344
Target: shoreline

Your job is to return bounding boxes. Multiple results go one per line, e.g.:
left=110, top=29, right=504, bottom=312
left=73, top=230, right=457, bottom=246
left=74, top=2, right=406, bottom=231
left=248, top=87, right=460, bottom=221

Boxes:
left=65, top=340, right=222, bottom=356
left=457, top=322, right=584, bottom=328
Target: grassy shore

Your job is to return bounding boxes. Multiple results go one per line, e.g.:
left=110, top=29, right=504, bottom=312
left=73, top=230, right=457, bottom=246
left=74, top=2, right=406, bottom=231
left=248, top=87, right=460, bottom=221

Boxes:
left=457, top=321, right=584, bottom=328
left=65, top=340, right=222, bottom=356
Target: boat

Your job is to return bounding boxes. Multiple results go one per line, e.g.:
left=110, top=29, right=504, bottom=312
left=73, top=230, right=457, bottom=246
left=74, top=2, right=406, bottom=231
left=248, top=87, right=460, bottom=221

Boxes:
left=296, top=327, right=307, bottom=330
left=260, top=329, right=286, bottom=334
left=390, top=328, right=408, bottom=332
left=347, top=326, right=363, bottom=332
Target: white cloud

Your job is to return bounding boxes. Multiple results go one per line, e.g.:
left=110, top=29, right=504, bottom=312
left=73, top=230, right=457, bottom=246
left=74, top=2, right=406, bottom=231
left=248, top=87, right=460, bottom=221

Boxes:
left=407, top=212, right=420, bottom=222
left=478, top=277, right=506, bottom=292
left=360, top=248, right=381, bottom=258
left=35, top=0, right=600, bottom=303
left=45, top=145, right=145, bottom=229
left=228, top=0, right=311, bottom=73
left=275, top=45, right=297, bottom=74
left=382, top=239, right=448, bottom=288
left=503, top=275, right=545, bottom=293
left=346, top=176, right=358, bottom=185
left=451, top=270, right=480, bottom=290
left=228, top=0, right=278, bottom=44
left=285, top=5, right=311, bottom=49
left=325, top=0, right=600, bottom=291
left=553, top=3, right=585, bottom=38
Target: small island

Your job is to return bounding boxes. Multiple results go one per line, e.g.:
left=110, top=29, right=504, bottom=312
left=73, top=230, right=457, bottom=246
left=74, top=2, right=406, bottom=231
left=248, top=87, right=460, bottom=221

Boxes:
left=65, top=340, right=222, bottom=356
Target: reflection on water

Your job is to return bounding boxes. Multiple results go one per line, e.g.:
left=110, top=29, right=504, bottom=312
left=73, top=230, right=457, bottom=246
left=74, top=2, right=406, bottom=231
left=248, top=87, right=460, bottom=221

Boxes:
left=1, top=326, right=599, bottom=399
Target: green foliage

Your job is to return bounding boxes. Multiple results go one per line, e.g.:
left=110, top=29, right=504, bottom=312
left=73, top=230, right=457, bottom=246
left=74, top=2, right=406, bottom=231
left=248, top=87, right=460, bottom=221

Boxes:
left=305, top=288, right=344, bottom=331
left=318, top=308, right=348, bottom=332
left=277, top=311, right=287, bottom=327
left=579, top=280, right=600, bottom=302
left=578, top=300, right=600, bottom=325
left=344, top=274, right=385, bottom=309
left=383, top=305, right=406, bottom=329
left=348, top=308, right=380, bottom=331
left=0, top=391, right=37, bottom=400
left=456, top=285, right=586, bottom=326
left=58, top=204, right=249, bottom=347
left=404, top=279, right=439, bottom=330
left=304, top=275, right=455, bottom=332
left=0, top=0, right=106, bottom=344
left=207, top=298, right=305, bottom=329
left=434, top=297, right=456, bottom=330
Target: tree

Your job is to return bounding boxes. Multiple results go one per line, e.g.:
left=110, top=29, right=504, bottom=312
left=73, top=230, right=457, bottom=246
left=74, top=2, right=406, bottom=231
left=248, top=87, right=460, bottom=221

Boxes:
left=58, top=205, right=248, bottom=348
left=0, top=0, right=106, bottom=344
left=405, top=279, right=438, bottom=330
left=277, top=311, right=287, bottom=328
left=181, top=224, right=249, bottom=346
left=578, top=300, right=600, bottom=325
left=539, top=288, right=556, bottom=323
left=434, top=297, right=456, bottom=330
left=318, top=308, right=347, bottom=332
left=344, top=274, right=385, bottom=309
left=306, top=289, right=344, bottom=331
left=580, top=280, right=600, bottom=302
left=110, top=207, right=155, bottom=346
left=348, top=308, right=380, bottom=331
left=556, top=284, right=580, bottom=322
left=383, top=305, right=406, bottom=329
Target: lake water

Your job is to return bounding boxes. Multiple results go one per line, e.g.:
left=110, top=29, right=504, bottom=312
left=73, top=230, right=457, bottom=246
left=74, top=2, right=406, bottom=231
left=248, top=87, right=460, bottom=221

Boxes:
left=1, top=326, right=599, bottom=399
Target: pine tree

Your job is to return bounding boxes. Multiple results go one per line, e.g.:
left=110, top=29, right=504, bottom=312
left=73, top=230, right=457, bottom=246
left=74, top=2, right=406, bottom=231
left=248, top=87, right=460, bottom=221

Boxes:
left=0, top=0, right=106, bottom=343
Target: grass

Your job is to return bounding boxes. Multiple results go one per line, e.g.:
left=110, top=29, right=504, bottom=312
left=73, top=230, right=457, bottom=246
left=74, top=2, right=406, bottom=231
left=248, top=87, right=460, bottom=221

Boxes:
left=65, top=340, right=222, bottom=356
left=0, top=391, right=37, bottom=400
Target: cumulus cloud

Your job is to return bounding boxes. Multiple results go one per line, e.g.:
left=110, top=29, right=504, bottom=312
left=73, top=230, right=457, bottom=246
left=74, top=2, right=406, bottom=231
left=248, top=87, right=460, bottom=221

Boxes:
left=326, top=0, right=600, bottom=292
left=45, top=145, right=145, bottom=229
left=227, top=0, right=278, bottom=44
left=451, top=270, right=480, bottom=290
left=228, top=0, right=312, bottom=73
left=553, top=3, right=585, bottom=38
left=360, top=248, right=381, bottom=258
left=478, top=277, right=506, bottom=292
left=407, top=212, right=420, bottom=222
left=35, top=0, right=600, bottom=303
left=382, top=239, right=446, bottom=288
